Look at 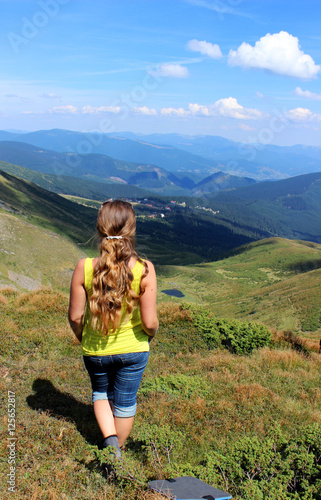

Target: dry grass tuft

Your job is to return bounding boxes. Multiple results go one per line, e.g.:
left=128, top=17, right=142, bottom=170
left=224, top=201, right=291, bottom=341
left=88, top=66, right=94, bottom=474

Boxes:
left=141, top=491, right=171, bottom=500
left=0, top=286, right=16, bottom=296
left=233, top=383, right=275, bottom=404
left=157, top=302, right=191, bottom=325
left=2, top=317, right=19, bottom=333
left=16, top=288, right=68, bottom=314
left=258, top=346, right=304, bottom=366
left=0, top=293, right=9, bottom=305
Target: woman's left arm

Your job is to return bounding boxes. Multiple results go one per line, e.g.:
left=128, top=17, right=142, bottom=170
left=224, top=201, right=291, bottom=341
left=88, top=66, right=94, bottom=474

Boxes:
left=68, top=259, right=87, bottom=342
left=139, top=260, right=159, bottom=338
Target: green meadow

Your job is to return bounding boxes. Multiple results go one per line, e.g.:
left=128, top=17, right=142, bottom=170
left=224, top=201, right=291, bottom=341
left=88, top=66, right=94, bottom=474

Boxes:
left=157, top=237, right=321, bottom=336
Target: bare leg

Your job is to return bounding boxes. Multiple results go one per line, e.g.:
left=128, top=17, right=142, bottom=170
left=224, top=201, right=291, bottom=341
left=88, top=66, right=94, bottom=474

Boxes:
left=93, top=400, right=135, bottom=448
left=115, top=416, right=135, bottom=448
left=93, top=400, right=116, bottom=438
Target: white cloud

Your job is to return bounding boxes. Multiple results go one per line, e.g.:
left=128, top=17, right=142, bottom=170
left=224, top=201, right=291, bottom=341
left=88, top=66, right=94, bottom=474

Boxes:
left=228, top=31, right=320, bottom=79
left=187, top=39, right=223, bottom=59
left=82, top=105, right=121, bottom=114
left=188, top=103, right=210, bottom=116
left=211, top=97, right=263, bottom=119
left=294, top=87, right=321, bottom=101
left=132, top=106, right=157, bottom=115
left=51, top=105, right=78, bottom=114
left=285, top=107, right=321, bottom=122
left=239, top=124, right=255, bottom=131
left=81, top=105, right=157, bottom=116
left=160, top=98, right=263, bottom=120
left=160, top=107, right=188, bottom=117
left=153, top=63, right=189, bottom=78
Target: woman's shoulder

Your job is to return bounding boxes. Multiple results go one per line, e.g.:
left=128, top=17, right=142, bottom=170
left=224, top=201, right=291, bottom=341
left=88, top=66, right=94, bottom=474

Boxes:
left=144, top=259, right=155, bottom=271
left=73, top=257, right=97, bottom=279
left=74, top=258, right=86, bottom=272
left=141, top=259, right=156, bottom=282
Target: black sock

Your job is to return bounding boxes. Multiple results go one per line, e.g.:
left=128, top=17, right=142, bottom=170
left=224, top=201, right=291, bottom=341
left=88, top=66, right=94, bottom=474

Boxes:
left=101, top=435, right=122, bottom=458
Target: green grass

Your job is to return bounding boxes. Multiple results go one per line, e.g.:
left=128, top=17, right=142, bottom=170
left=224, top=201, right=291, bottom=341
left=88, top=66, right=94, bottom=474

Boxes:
left=0, top=170, right=98, bottom=250
left=0, top=213, right=87, bottom=293
left=0, top=293, right=320, bottom=499
left=156, top=238, right=321, bottom=336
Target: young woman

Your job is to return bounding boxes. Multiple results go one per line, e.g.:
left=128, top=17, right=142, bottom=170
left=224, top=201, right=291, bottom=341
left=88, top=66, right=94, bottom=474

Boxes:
left=68, top=200, right=158, bottom=457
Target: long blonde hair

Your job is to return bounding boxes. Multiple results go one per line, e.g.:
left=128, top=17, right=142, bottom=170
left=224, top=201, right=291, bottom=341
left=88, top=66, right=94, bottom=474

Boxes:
left=89, top=200, right=147, bottom=334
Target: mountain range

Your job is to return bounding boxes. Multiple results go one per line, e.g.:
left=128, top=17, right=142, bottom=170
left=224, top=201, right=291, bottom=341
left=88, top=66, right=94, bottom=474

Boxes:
left=0, top=139, right=255, bottom=196
left=2, top=128, right=321, bottom=182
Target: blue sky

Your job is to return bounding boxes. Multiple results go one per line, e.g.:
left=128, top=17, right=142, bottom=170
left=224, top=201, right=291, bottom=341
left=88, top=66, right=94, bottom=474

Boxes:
left=1, top=0, right=321, bottom=145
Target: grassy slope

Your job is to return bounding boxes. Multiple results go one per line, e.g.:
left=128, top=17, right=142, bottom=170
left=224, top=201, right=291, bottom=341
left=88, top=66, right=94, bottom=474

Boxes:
left=0, top=213, right=87, bottom=292
left=0, top=291, right=320, bottom=499
left=0, top=159, right=156, bottom=199
left=157, top=237, right=321, bottom=335
left=0, top=169, right=98, bottom=249
left=212, top=173, right=321, bottom=244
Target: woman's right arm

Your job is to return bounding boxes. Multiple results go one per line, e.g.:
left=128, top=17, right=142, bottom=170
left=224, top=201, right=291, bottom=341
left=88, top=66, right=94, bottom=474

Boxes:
left=68, top=259, right=87, bottom=342
left=139, top=260, right=159, bottom=338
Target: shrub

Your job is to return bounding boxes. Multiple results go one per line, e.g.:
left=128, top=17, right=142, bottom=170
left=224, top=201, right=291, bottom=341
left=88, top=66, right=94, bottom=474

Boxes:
left=201, top=424, right=321, bottom=499
left=183, top=304, right=272, bottom=354
left=218, top=319, right=272, bottom=354
left=98, top=422, right=321, bottom=499
left=189, top=308, right=221, bottom=349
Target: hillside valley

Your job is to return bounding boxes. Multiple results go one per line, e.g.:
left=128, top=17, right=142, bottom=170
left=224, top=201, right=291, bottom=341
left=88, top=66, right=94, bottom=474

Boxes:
left=0, top=168, right=266, bottom=264
left=211, top=172, right=321, bottom=244
left=157, top=237, right=321, bottom=334
left=1, top=176, right=321, bottom=337
left=2, top=163, right=321, bottom=263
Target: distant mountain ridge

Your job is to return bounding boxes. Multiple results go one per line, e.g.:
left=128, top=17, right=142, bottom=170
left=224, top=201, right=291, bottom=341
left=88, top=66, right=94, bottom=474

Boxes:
left=0, top=129, right=222, bottom=178
left=0, top=140, right=255, bottom=196
left=107, top=131, right=321, bottom=180
left=1, top=128, right=321, bottom=181
left=0, top=159, right=153, bottom=200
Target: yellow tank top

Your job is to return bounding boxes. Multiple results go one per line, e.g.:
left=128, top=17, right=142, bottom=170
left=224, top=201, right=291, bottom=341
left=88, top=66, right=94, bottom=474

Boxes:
left=81, top=258, right=149, bottom=356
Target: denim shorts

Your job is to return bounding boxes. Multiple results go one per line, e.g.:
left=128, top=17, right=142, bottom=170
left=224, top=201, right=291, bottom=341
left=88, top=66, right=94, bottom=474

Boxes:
left=83, top=351, right=149, bottom=418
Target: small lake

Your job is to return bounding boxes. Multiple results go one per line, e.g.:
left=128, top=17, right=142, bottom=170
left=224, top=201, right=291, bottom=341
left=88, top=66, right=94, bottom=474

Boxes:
left=161, top=289, right=185, bottom=298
